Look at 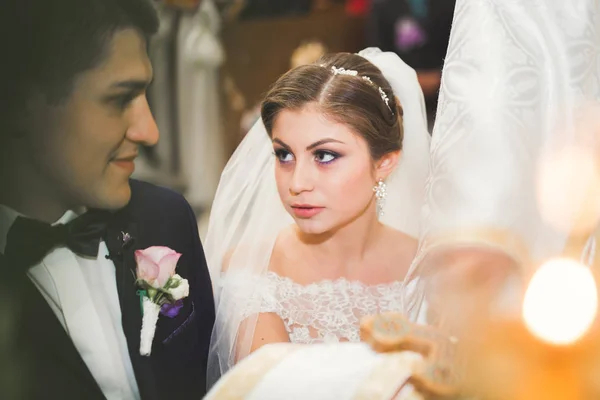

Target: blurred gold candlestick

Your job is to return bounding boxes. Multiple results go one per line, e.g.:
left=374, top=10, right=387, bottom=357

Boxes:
left=470, top=320, right=595, bottom=400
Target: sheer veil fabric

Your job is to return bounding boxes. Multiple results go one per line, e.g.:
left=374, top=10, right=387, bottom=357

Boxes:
left=203, top=47, right=432, bottom=385
left=402, top=0, right=600, bottom=323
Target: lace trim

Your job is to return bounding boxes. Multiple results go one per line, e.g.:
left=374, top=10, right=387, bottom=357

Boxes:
left=221, top=271, right=404, bottom=344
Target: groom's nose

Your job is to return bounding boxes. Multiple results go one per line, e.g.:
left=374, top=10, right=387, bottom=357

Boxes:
left=125, top=95, right=159, bottom=146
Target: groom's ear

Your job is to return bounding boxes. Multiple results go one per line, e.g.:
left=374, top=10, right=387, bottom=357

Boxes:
left=375, top=150, right=401, bottom=180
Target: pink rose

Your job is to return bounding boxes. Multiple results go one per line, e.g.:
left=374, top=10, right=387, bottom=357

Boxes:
left=135, top=246, right=182, bottom=288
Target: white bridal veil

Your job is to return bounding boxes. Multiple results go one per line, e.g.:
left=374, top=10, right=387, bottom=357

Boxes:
left=402, top=0, right=600, bottom=324
left=203, top=47, right=432, bottom=384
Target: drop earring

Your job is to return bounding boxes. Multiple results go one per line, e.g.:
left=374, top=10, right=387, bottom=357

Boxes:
left=373, top=179, right=387, bottom=218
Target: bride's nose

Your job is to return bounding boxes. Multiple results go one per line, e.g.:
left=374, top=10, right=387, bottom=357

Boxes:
left=289, top=161, right=315, bottom=195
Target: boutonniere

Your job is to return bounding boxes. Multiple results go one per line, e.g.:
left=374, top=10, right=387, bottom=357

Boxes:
left=135, top=246, right=190, bottom=356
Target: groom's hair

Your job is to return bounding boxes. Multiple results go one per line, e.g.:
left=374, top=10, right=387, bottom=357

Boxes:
left=0, top=0, right=159, bottom=132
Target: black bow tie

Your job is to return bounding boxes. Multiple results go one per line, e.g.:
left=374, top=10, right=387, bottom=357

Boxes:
left=4, top=210, right=111, bottom=272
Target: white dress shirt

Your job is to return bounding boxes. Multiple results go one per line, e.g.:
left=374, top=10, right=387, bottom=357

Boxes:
left=0, top=205, right=140, bottom=400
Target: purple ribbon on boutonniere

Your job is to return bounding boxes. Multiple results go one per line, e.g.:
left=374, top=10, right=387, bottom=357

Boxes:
left=161, top=299, right=184, bottom=318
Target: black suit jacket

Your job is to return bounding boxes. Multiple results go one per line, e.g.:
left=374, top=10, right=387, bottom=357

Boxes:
left=1, top=179, right=215, bottom=399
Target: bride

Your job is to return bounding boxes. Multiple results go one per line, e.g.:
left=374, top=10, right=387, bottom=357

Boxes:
left=204, top=48, right=431, bottom=383
left=204, top=0, right=600, bottom=397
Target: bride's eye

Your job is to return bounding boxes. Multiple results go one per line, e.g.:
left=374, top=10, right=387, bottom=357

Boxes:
left=314, top=150, right=339, bottom=164
left=274, top=149, right=294, bottom=164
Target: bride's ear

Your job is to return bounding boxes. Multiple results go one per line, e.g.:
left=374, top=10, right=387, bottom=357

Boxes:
left=375, top=150, right=401, bottom=180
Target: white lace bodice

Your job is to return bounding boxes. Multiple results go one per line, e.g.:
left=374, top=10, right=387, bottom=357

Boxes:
left=220, top=271, right=404, bottom=344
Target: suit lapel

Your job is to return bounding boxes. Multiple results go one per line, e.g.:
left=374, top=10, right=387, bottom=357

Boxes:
left=22, top=277, right=103, bottom=388
left=105, top=214, right=158, bottom=400
left=1, top=254, right=104, bottom=398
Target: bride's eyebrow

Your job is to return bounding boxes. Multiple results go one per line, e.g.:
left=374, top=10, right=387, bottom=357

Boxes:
left=306, top=139, right=345, bottom=150
left=272, top=138, right=291, bottom=149
left=272, top=138, right=345, bottom=150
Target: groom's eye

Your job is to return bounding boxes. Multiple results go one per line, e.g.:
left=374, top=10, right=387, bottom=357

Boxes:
left=104, top=89, right=143, bottom=112
left=274, top=148, right=294, bottom=164
left=111, top=93, right=138, bottom=110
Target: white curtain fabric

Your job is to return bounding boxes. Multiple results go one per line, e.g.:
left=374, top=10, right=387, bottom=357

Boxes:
left=176, top=0, right=226, bottom=209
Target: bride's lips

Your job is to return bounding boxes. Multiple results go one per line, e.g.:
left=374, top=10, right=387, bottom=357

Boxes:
left=290, top=204, right=324, bottom=218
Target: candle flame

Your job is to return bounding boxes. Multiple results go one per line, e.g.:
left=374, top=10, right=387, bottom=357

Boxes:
left=523, top=258, right=597, bottom=345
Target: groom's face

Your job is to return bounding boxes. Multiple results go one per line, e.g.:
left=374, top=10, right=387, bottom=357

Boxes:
left=22, top=29, right=159, bottom=210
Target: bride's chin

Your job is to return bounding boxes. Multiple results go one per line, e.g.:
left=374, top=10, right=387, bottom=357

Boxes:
left=293, top=208, right=370, bottom=238
left=293, top=219, right=349, bottom=244
left=294, top=220, right=329, bottom=236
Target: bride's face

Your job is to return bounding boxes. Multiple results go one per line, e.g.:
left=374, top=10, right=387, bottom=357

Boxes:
left=271, top=105, right=379, bottom=234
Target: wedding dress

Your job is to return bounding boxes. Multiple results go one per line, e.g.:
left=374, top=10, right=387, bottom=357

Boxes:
left=219, top=271, right=404, bottom=344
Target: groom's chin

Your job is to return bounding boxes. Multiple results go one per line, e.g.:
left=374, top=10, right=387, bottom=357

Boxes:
left=86, top=179, right=132, bottom=211
left=106, top=181, right=132, bottom=210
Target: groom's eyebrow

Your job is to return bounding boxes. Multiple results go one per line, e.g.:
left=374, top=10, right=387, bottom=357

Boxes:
left=109, top=79, right=152, bottom=92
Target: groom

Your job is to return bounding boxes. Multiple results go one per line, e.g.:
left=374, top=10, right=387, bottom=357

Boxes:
left=0, top=0, right=214, bottom=399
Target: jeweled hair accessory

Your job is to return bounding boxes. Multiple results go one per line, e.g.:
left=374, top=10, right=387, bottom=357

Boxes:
left=331, top=66, right=358, bottom=76
left=329, top=65, right=393, bottom=114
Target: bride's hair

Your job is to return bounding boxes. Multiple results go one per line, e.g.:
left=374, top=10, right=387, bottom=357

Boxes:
left=261, top=52, right=404, bottom=160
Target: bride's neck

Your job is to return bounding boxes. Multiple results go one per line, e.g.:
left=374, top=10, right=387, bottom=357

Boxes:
left=296, top=204, right=383, bottom=273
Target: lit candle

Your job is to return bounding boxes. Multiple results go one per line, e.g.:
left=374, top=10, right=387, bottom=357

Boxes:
left=462, top=257, right=600, bottom=400
left=523, top=258, right=597, bottom=345
left=514, top=258, right=598, bottom=400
